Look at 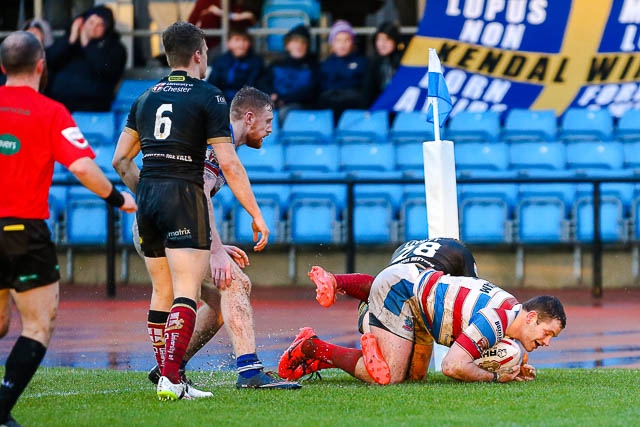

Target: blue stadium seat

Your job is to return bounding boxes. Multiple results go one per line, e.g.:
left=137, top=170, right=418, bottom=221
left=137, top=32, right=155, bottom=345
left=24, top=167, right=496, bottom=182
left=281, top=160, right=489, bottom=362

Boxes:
left=502, top=109, right=557, bottom=142
left=233, top=198, right=282, bottom=243
left=92, top=145, right=120, bottom=181
left=237, top=144, right=284, bottom=173
left=509, top=141, right=566, bottom=171
left=395, top=141, right=423, bottom=175
left=559, top=108, right=613, bottom=141
left=261, top=11, right=310, bottom=52
left=623, top=141, right=640, bottom=171
left=566, top=141, right=624, bottom=171
left=445, top=110, right=501, bottom=143
left=516, top=196, right=569, bottom=243
left=458, top=170, right=517, bottom=243
left=400, top=195, right=428, bottom=241
left=573, top=196, right=626, bottom=242
left=340, top=142, right=395, bottom=172
left=455, top=142, right=509, bottom=172
left=616, top=108, right=640, bottom=141
left=65, top=186, right=108, bottom=245
left=335, top=110, right=389, bottom=145
left=351, top=170, right=405, bottom=214
left=460, top=197, right=510, bottom=243
left=112, top=79, right=157, bottom=125
left=288, top=197, right=341, bottom=243
left=280, top=109, right=333, bottom=144
left=120, top=211, right=136, bottom=246
left=47, top=187, right=67, bottom=244
left=390, top=111, right=434, bottom=144
left=515, top=170, right=575, bottom=244
left=284, top=143, right=339, bottom=172
left=353, top=198, right=395, bottom=244
left=262, top=0, right=321, bottom=21
left=72, top=111, right=116, bottom=146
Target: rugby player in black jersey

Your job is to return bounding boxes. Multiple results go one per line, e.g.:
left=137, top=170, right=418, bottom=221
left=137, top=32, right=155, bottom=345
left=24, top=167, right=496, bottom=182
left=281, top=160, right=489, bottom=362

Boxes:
left=112, top=22, right=239, bottom=400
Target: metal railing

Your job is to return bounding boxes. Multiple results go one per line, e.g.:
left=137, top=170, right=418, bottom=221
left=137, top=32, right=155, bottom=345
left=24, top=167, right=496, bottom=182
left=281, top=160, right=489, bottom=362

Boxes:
left=54, top=174, right=640, bottom=298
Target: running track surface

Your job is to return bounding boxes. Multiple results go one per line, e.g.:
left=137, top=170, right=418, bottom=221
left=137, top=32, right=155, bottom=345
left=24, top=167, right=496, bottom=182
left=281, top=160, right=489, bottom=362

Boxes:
left=1, top=285, right=639, bottom=372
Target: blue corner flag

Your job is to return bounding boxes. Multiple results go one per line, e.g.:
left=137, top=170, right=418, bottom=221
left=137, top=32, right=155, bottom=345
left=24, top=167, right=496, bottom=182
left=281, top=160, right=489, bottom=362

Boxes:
left=426, top=48, right=452, bottom=130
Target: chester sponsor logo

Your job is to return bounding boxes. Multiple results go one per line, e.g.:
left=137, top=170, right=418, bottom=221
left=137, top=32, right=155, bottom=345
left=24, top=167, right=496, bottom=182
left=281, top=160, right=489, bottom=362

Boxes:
left=0, top=134, right=20, bottom=155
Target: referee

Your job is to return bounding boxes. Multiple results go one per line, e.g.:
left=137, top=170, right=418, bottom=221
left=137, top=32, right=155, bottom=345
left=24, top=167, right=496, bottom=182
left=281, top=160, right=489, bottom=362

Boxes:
left=0, top=31, right=136, bottom=426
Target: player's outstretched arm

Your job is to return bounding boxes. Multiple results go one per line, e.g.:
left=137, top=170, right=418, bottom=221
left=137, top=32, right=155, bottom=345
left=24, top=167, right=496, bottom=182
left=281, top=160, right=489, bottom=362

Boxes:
left=112, top=130, right=141, bottom=194
left=68, top=157, right=136, bottom=213
left=212, top=142, right=269, bottom=251
left=441, top=342, right=520, bottom=383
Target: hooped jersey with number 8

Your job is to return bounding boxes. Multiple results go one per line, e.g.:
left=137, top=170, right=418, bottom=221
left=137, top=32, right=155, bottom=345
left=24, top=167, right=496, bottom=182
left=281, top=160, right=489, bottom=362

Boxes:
left=388, top=238, right=478, bottom=277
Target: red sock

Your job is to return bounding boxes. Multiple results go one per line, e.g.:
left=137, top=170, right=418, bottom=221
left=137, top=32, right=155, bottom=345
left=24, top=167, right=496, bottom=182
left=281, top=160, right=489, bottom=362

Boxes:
left=162, top=298, right=197, bottom=383
left=302, top=338, right=362, bottom=375
left=147, top=310, right=169, bottom=370
left=334, top=273, right=374, bottom=302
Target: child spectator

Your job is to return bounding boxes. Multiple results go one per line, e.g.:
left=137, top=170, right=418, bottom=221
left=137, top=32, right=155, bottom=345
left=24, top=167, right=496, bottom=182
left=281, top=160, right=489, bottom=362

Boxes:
left=316, top=20, right=368, bottom=121
left=258, top=24, right=319, bottom=122
left=207, top=28, right=264, bottom=102
left=46, top=5, right=127, bottom=112
left=363, top=21, right=404, bottom=108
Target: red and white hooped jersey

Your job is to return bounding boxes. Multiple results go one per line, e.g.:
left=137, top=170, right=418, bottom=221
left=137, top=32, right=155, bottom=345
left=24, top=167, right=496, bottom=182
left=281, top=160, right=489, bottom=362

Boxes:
left=415, top=270, right=520, bottom=359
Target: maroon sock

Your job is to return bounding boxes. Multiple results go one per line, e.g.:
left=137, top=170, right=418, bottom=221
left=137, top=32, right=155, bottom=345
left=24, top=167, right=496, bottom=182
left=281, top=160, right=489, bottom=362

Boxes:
left=334, top=273, right=374, bottom=302
left=147, top=310, right=169, bottom=370
left=161, top=298, right=197, bottom=383
left=302, top=338, right=362, bottom=375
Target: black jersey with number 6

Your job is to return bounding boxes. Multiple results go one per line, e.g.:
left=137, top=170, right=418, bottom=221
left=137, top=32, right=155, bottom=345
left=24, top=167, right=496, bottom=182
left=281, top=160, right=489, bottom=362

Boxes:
left=388, top=238, right=478, bottom=277
left=126, top=71, right=231, bottom=186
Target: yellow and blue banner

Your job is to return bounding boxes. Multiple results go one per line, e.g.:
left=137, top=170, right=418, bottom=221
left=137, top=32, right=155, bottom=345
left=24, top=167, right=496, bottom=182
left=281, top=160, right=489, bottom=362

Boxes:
left=372, top=0, right=640, bottom=117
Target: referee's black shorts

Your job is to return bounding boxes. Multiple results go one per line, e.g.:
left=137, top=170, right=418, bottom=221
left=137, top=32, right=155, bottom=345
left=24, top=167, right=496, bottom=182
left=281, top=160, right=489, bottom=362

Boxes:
left=0, top=218, right=60, bottom=292
left=136, top=178, right=211, bottom=257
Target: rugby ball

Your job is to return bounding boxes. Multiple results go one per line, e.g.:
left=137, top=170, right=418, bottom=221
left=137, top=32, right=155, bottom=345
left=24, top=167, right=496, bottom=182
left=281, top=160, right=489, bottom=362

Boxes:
left=474, top=337, right=525, bottom=372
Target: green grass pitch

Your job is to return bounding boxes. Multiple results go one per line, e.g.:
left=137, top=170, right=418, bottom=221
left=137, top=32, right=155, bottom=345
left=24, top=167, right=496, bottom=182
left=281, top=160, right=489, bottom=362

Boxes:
left=11, top=368, right=640, bottom=426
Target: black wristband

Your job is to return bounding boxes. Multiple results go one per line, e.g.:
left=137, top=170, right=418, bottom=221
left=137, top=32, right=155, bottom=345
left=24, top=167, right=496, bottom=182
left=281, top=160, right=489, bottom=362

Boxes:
left=492, top=371, right=499, bottom=383
left=103, top=186, right=125, bottom=207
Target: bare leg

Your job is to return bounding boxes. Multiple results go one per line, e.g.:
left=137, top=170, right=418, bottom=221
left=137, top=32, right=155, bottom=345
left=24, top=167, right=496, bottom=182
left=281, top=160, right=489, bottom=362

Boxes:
left=11, top=282, right=59, bottom=346
left=220, top=260, right=255, bottom=355
left=0, top=290, right=12, bottom=338
left=144, top=256, right=174, bottom=312
left=367, top=325, right=413, bottom=384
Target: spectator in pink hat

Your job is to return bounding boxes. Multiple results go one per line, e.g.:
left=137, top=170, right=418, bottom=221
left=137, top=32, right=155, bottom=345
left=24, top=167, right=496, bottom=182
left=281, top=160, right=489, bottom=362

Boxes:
left=316, top=19, right=368, bottom=122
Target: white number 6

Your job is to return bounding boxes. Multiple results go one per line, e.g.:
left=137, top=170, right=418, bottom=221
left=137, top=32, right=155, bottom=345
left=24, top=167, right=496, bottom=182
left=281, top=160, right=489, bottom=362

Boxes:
left=154, top=104, right=172, bottom=139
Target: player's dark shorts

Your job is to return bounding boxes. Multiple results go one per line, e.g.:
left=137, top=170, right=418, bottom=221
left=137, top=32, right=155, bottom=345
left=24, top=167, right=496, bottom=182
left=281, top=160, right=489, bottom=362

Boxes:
left=0, top=218, right=60, bottom=292
left=136, top=178, right=211, bottom=257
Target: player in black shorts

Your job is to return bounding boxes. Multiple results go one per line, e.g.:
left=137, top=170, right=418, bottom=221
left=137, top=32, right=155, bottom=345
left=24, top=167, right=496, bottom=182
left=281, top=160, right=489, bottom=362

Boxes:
left=301, top=237, right=478, bottom=380
left=112, top=22, right=236, bottom=401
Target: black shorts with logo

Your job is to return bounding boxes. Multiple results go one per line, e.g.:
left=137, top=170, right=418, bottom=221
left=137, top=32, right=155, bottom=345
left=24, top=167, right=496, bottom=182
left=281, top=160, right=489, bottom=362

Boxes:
left=136, top=178, right=211, bottom=257
left=0, top=218, right=60, bottom=292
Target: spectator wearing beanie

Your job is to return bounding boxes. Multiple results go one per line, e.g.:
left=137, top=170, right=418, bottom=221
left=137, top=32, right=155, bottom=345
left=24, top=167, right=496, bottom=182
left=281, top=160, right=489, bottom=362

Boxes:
left=363, top=21, right=405, bottom=108
left=46, top=5, right=126, bottom=112
left=207, top=28, right=264, bottom=102
left=257, top=24, right=319, bottom=122
left=316, top=19, right=368, bottom=122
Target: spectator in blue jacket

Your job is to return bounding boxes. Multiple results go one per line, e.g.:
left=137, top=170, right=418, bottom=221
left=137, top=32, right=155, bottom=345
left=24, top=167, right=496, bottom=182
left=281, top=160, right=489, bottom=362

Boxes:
left=207, top=28, right=264, bottom=102
left=316, top=19, right=368, bottom=121
left=46, top=5, right=127, bottom=112
left=258, top=24, right=318, bottom=123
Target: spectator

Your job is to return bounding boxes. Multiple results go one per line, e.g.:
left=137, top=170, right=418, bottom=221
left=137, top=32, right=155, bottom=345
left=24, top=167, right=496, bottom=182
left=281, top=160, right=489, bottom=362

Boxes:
left=46, top=5, right=127, bottom=112
left=21, top=18, right=54, bottom=48
left=316, top=20, right=368, bottom=121
left=188, top=0, right=257, bottom=52
left=258, top=24, right=319, bottom=122
left=363, top=21, right=404, bottom=108
left=207, top=28, right=264, bottom=102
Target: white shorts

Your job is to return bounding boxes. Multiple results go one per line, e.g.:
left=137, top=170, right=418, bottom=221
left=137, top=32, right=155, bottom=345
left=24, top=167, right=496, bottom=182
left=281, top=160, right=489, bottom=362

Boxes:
left=368, top=263, right=423, bottom=342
